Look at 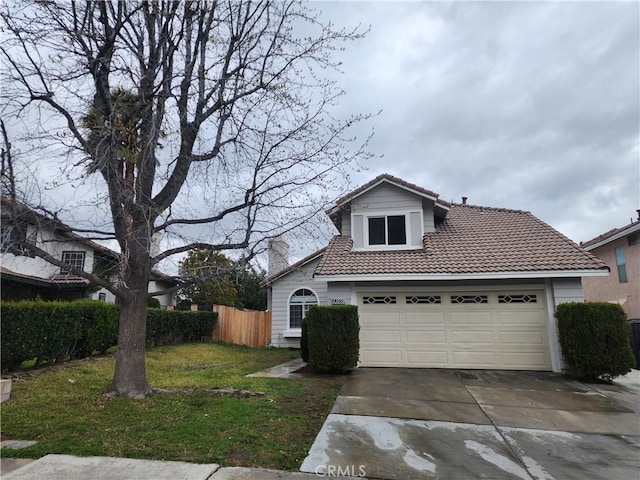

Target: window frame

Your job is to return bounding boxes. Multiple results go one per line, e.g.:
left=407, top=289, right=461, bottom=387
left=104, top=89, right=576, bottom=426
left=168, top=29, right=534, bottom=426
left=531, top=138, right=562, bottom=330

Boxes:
left=1, top=225, right=36, bottom=256
left=60, top=250, right=86, bottom=274
left=286, top=287, right=319, bottom=335
left=357, top=210, right=422, bottom=250
left=614, top=246, right=628, bottom=283
left=1, top=225, right=18, bottom=253
left=367, top=214, right=407, bottom=246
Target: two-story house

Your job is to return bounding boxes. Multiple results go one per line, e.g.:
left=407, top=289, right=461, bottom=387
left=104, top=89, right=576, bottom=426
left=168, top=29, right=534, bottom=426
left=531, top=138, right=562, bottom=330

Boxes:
left=1, top=198, right=176, bottom=307
left=581, top=213, right=640, bottom=321
left=264, top=174, right=607, bottom=373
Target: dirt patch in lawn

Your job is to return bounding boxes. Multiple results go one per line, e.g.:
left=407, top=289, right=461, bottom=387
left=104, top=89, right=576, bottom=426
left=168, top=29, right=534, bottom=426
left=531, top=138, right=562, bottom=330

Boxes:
left=292, top=364, right=315, bottom=374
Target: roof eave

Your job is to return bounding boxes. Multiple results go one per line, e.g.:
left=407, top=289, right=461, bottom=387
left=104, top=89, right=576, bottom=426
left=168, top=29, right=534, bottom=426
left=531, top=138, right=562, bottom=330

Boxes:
left=583, top=222, right=640, bottom=251
left=326, top=177, right=450, bottom=217
left=314, top=269, right=610, bottom=282
left=261, top=249, right=326, bottom=286
left=0, top=271, right=89, bottom=288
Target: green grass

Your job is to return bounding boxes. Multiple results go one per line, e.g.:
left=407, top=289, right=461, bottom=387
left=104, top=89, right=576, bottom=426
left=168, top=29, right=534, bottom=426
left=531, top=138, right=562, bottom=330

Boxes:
left=0, top=342, right=345, bottom=469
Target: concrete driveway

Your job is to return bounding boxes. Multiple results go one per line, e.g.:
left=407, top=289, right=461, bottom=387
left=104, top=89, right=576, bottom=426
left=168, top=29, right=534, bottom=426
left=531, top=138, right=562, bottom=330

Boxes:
left=301, top=368, right=640, bottom=479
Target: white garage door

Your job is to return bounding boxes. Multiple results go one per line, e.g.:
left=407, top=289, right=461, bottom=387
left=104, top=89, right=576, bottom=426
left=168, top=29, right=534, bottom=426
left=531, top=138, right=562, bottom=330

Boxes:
left=359, top=291, right=551, bottom=370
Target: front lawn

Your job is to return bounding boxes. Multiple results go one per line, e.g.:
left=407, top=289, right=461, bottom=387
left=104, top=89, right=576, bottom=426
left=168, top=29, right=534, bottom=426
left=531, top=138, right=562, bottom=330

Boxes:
left=0, top=342, right=345, bottom=470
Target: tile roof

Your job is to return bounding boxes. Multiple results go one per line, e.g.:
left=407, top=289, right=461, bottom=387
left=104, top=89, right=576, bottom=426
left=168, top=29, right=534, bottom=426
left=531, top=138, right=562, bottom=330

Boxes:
left=263, top=247, right=327, bottom=285
left=0, top=267, right=89, bottom=287
left=581, top=219, right=640, bottom=249
left=314, top=204, right=607, bottom=277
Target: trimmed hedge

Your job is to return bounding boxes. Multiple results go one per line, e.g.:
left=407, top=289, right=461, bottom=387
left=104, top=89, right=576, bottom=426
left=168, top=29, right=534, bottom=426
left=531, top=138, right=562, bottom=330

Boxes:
left=556, top=302, right=635, bottom=381
left=146, top=309, right=216, bottom=346
left=147, top=297, right=162, bottom=309
left=305, top=305, right=359, bottom=373
left=1, top=301, right=217, bottom=371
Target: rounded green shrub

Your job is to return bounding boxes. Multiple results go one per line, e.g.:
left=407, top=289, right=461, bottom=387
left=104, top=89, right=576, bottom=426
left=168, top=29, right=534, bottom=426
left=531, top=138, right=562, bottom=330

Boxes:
left=147, top=297, right=161, bottom=309
left=306, top=305, right=359, bottom=373
left=556, top=302, right=635, bottom=381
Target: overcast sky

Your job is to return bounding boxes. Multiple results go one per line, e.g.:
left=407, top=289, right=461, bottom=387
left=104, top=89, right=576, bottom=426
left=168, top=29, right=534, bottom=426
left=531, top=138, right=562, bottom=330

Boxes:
left=310, top=0, right=639, bottom=248
left=4, top=1, right=639, bottom=272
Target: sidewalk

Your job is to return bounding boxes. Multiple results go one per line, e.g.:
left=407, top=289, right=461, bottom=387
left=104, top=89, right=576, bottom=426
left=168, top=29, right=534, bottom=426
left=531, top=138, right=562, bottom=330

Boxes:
left=1, top=455, right=332, bottom=480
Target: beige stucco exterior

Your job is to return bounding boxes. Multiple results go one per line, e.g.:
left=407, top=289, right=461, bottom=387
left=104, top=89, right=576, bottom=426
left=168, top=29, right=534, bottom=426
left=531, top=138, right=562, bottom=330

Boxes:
left=583, top=230, right=639, bottom=320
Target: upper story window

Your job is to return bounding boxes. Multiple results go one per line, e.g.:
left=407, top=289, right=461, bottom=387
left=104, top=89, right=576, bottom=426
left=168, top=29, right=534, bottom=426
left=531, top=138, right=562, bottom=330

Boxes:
left=61, top=251, right=86, bottom=274
left=1, top=225, right=36, bottom=256
left=368, top=215, right=407, bottom=246
left=614, top=247, right=627, bottom=283
left=1, top=225, right=18, bottom=253
left=351, top=209, right=423, bottom=250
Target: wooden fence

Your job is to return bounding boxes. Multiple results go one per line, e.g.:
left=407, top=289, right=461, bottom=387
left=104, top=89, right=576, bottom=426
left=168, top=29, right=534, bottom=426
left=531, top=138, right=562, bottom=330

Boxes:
left=212, top=305, right=272, bottom=348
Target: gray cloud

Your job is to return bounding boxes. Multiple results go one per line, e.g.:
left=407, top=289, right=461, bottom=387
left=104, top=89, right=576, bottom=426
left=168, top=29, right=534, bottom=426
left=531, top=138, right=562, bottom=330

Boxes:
left=317, top=1, right=639, bottom=246
left=5, top=1, right=638, bottom=268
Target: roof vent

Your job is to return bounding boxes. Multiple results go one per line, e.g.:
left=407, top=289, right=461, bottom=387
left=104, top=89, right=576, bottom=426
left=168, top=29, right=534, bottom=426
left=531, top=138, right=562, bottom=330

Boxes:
left=462, top=196, right=467, bottom=205
left=637, top=209, right=640, bottom=221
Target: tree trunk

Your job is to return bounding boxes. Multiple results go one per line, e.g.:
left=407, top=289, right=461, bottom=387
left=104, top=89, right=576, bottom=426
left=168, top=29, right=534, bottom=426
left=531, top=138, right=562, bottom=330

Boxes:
left=110, top=287, right=152, bottom=398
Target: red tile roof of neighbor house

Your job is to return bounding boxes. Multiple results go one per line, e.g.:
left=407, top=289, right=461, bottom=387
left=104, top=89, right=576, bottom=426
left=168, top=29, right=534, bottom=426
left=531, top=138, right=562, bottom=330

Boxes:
left=0, top=266, right=90, bottom=287
left=314, top=204, right=607, bottom=277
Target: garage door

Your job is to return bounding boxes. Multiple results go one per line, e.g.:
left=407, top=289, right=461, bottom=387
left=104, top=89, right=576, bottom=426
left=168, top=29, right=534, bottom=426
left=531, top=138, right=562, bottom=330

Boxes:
left=359, top=291, right=551, bottom=370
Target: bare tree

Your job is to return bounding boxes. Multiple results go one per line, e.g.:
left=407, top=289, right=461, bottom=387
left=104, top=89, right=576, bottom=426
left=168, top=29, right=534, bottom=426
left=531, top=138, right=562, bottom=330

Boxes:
left=1, top=0, right=372, bottom=398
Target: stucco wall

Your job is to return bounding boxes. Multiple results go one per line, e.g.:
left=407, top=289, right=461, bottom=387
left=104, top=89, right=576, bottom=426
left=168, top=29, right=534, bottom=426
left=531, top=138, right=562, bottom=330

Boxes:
left=583, top=237, right=639, bottom=319
left=149, top=280, right=177, bottom=308
left=89, top=288, right=117, bottom=304
left=89, top=281, right=176, bottom=307
left=1, top=225, right=95, bottom=278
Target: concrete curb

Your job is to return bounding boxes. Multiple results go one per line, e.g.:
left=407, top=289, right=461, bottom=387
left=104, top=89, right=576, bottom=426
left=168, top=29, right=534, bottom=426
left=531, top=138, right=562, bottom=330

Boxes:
left=0, top=454, right=219, bottom=480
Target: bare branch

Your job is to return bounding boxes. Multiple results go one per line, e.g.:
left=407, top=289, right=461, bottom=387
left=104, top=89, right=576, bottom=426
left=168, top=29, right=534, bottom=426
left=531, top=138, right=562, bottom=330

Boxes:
left=152, top=241, right=250, bottom=265
left=1, top=0, right=373, bottom=397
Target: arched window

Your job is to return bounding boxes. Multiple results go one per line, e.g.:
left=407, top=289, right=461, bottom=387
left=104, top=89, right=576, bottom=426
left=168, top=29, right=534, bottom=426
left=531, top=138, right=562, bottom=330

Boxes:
left=289, top=288, right=318, bottom=329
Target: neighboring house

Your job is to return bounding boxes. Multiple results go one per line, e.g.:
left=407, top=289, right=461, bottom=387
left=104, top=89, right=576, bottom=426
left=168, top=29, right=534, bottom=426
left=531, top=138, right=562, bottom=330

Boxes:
left=264, top=174, right=608, bottom=373
left=581, top=213, right=640, bottom=320
left=1, top=198, right=176, bottom=307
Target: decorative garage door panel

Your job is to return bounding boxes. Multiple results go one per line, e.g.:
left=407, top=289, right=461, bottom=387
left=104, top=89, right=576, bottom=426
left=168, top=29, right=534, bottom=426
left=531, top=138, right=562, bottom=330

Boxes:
left=359, top=291, right=551, bottom=370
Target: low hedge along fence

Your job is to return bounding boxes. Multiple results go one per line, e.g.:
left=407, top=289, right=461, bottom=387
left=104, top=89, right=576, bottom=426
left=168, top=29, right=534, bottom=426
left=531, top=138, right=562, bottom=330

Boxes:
left=1, top=300, right=217, bottom=371
left=303, top=305, right=359, bottom=373
left=556, top=302, right=635, bottom=381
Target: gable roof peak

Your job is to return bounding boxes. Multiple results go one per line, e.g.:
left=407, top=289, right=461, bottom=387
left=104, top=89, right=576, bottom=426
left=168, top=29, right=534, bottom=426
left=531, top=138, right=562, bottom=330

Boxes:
left=327, top=173, right=450, bottom=216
